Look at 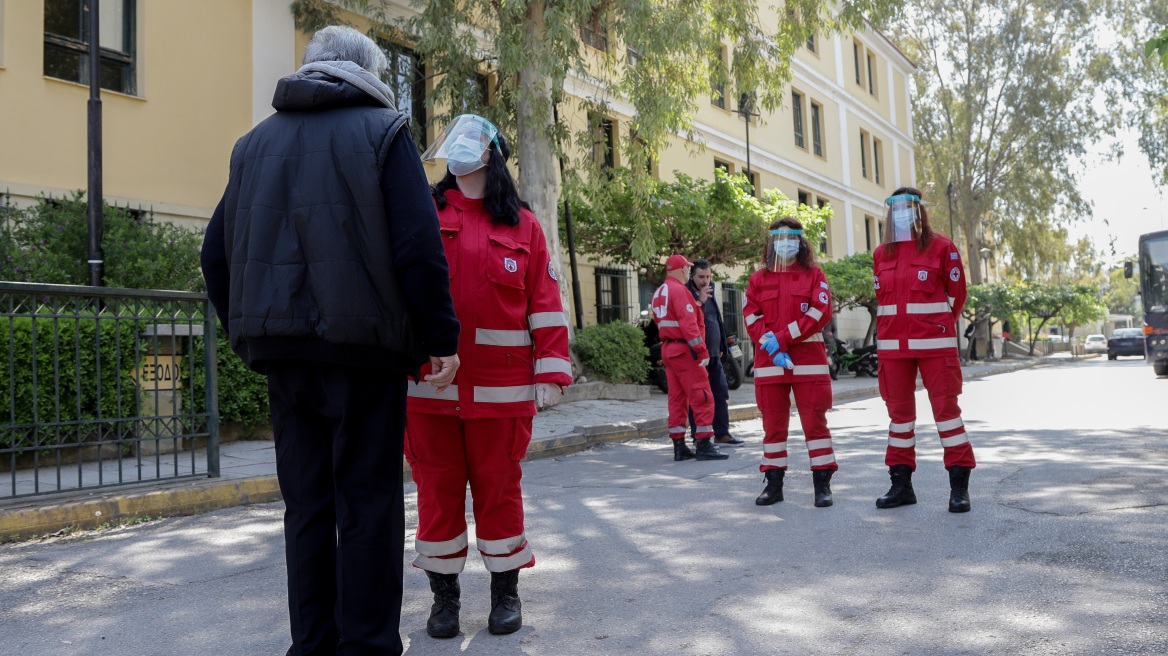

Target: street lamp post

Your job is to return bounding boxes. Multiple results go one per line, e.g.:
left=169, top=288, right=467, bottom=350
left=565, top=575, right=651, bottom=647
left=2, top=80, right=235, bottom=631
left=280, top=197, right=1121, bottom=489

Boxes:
left=980, top=247, right=993, bottom=358
left=737, top=93, right=760, bottom=191
left=946, top=180, right=955, bottom=238
left=86, top=0, right=104, bottom=288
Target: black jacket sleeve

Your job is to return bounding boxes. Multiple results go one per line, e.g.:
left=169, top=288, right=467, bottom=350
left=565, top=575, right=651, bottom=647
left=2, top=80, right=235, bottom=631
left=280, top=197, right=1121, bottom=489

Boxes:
left=381, top=131, right=460, bottom=357
left=199, top=197, right=230, bottom=337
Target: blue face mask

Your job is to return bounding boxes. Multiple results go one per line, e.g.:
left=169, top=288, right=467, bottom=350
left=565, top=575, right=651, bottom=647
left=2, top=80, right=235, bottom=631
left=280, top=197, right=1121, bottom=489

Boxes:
left=775, top=240, right=801, bottom=259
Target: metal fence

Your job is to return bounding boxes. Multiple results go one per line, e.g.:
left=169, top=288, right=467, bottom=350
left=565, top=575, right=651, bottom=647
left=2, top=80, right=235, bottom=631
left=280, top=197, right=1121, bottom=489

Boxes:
left=1, top=282, right=219, bottom=499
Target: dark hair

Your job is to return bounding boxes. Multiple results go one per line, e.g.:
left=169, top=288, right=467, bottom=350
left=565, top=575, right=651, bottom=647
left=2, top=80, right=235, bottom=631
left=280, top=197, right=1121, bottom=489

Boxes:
left=689, top=259, right=711, bottom=279
left=765, top=217, right=818, bottom=270
left=433, top=131, right=523, bottom=226
left=889, top=185, right=935, bottom=253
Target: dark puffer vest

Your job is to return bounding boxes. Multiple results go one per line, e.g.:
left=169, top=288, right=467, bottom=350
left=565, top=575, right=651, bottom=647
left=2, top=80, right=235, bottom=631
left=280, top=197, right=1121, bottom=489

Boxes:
left=220, top=67, right=419, bottom=370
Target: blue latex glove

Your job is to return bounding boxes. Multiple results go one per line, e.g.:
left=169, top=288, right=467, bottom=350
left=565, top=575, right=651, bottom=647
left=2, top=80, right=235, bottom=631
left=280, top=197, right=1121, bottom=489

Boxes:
left=759, top=331, right=780, bottom=356
left=773, top=351, right=795, bottom=370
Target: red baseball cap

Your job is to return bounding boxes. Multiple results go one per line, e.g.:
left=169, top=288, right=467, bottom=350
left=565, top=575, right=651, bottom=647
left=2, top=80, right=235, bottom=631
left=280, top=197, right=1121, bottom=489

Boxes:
left=664, top=254, right=693, bottom=272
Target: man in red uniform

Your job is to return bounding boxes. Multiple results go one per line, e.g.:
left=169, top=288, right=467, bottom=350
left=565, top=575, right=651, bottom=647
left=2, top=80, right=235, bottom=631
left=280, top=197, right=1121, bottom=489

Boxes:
left=651, top=254, right=729, bottom=462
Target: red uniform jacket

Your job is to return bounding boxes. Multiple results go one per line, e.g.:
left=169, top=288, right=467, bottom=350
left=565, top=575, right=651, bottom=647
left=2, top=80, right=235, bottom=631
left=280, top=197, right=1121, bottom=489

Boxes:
left=743, top=265, right=833, bottom=384
left=651, top=277, right=710, bottom=363
left=407, top=190, right=573, bottom=418
left=873, top=234, right=968, bottom=359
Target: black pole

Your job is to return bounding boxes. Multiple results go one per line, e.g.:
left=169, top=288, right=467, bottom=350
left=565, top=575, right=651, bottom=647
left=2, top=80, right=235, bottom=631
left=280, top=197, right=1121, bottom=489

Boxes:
left=86, top=0, right=104, bottom=287
left=551, top=102, right=584, bottom=330
left=946, top=180, right=955, bottom=239
left=745, top=115, right=751, bottom=181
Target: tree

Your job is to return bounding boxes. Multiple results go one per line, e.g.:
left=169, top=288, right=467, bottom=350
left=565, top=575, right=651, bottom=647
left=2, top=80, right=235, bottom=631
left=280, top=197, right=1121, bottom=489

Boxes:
left=1013, top=281, right=1102, bottom=355
left=963, top=282, right=1015, bottom=358
left=571, top=168, right=831, bottom=274
left=821, top=252, right=877, bottom=345
left=900, top=0, right=1123, bottom=283
left=1057, top=283, right=1107, bottom=342
left=293, top=0, right=898, bottom=307
left=1103, top=258, right=1139, bottom=316
left=1125, top=8, right=1168, bottom=187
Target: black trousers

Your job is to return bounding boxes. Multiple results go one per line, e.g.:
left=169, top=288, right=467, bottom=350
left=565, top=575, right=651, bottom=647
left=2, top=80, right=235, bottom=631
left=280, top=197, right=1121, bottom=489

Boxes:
left=689, top=356, right=731, bottom=437
left=266, top=361, right=407, bottom=656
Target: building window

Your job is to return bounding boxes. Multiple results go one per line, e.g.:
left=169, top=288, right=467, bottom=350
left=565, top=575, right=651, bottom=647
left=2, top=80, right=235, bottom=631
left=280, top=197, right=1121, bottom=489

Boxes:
left=810, top=101, right=824, bottom=157
left=817, top=198, right=829, bottom=255
left=873, top=137, right=883, bottom=185
left=792, top=90, right=806, bottom=149
left=797, top=189, right=810, bottom=207
left=711, top=46, right=728, bottom=109
left=853, top=41, right=863, bottom=86
left=44, top=0, right=136, bottom=95
left=590, top=114, right=615, bottom=170
left=595, top=267, right=631, bottom=324
left=380, top=42, right=428, bottom=148
left=806, top=34, right=817, bottom=54
left=714, top=159, right=731, bottom=175
left=722, top=283, right=746, bottom=340
left=867, top=51, right=878, bottom=96
left=581, top=7, right=608, bottom=52
left=859, top=129, right=870, bottom=179
left=746, top=170, right=760, bottom=196
left=626, top=46, right=641, bottom=68
left=865, top=215, right=874, bottom=251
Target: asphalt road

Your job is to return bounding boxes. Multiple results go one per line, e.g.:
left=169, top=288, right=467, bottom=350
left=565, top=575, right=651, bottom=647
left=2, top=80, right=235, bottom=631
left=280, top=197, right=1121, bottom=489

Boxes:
left=2, top=357, right=1166, bottom=655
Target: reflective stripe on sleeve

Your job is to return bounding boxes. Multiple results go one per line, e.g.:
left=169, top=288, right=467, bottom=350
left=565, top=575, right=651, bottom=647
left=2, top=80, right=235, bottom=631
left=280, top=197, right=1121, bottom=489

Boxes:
left=877, top=339, right=901, bottom=350
left=476, top=329, right=532, bottom=347
left=528, top=312, right=569, bottom=329
left=805, top=333, right=824, bottom=343
left=535, top=357, right=573, bottom=376
left=940, top=432, right=970, bottom=448
left=687, top=337, right=703, bottom=347
left=658, top=320, right=680, bottom=328
left=476, top=533, right=526, bottom=555
left=407, top=383, right=459, bottom=400
left=877, top=305, right=898, bottom=316
left=788, top=321, right=802, bottom=339
left=745, top=313, right=762, bottom=326
left=473, top=385, right=536, bottom=403
left=415, top=532, right=469, bottom=557
left=948, top=296, right=956, bottom=307
left=936, top=417, right=965, bottom=432
left=806, top=307, right=824, bottom=321
left=908, top=338, right=958, bottom=350
left=906, top=302, right=952, bottom=314
left=820, top=281, right=829, bottom=289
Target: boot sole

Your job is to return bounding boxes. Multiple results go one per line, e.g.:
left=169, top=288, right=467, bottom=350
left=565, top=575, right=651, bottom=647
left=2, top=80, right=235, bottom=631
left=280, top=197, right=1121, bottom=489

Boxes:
left=949, top=504, right=971, bottom=513
left=814, top=499, right=833, bottom=508
left=488, top=622, right=522, bottom=635
left=427, top=627, right=459, bottom=639
left=674, top=455, right=695, bottom=461
left=695, top=454, right=729, bottom=460
left=875, top=497, right=917, bottom=508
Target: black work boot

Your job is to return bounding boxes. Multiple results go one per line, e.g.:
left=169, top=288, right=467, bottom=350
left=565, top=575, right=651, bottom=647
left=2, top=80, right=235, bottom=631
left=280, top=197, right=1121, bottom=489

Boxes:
left=755, top=469, right=784, bottom=505
left=812, top=469, right=834, bottom=508
left=694, top=438, right=729, bottom=460
left=487, top=569, right=522, bottom=635
left=948, top=466, right=972, bottom=513
left=875, top=465, right=917, bottom=509
left=672, top=438, right=696, bottom=461
left=425, top=571, right=461, bottom=638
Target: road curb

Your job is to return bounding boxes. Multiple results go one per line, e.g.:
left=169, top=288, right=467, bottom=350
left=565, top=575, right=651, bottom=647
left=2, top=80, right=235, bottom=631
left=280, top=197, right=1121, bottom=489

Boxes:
left=0, top=358, right=1043, bottom=541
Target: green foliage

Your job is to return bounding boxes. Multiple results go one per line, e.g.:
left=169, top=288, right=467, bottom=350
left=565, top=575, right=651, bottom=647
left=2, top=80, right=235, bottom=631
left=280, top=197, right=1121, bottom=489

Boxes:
left=0, top=193, right=205, bottom=292
left=821, top=252, right=877, bottom=344
left=571, top=168, right=830, bottom=272
left=1012, top=281, right=1105, bottom=354
left=571, top=321, right=650, bottom=384
left=1147, top=27, right=1168, bottom=67
left=188, top=334, right=271, bottom=429
left=1, top=317, right=139, bottom=449
left=1103, top=259, right=1140, bottom=315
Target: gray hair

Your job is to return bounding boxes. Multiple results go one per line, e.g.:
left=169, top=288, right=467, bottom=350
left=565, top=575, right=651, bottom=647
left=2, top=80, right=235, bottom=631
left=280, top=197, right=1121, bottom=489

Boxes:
left=302, top=26, right=388, bottom=77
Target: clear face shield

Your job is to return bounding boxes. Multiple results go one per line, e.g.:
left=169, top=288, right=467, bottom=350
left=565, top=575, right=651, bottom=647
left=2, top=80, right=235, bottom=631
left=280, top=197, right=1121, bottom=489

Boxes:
left=420, top=114, right=500, bottom=176
left=765, top=227, right=804, bottom=273
left=883, top=193, right=924, bottom=244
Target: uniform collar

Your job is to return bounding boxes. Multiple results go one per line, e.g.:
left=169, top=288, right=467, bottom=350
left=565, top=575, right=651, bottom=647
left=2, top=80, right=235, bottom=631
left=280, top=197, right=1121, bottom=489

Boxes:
left=443, top=189, right=485, bottom=210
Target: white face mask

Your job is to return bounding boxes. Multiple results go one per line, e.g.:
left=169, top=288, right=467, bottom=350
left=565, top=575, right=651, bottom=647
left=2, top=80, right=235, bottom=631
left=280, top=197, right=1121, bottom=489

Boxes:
left=446, top=135, right=488, bottom=176
left=775, top=239, right=801, bottom=260
left=892, top=208, right=916, bottom=229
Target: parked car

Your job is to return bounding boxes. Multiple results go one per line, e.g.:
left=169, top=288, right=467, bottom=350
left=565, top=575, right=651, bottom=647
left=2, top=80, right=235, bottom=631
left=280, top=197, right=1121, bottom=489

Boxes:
left=1108, top=328, right=1146, bottom=360
left=1084, top=334, right=1107, bottom=354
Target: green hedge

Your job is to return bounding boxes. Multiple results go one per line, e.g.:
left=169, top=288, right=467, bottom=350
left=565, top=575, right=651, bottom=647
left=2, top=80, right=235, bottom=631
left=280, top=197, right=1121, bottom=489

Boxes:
left=1, top=317, right=139, bottom=449
left=571, top=322, right=649, bottom=384
left=188, top=334, right=270, bottom=429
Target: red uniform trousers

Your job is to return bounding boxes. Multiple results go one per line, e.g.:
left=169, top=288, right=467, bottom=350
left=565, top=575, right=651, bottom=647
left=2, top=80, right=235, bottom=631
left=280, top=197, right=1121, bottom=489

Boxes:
left=404, top=413, right=536, bottom=574
left=756, top=381, right=837, bottom=472
left=664, top=351, right=715, bottom=441
left=878, top=356, right=976, bottom=470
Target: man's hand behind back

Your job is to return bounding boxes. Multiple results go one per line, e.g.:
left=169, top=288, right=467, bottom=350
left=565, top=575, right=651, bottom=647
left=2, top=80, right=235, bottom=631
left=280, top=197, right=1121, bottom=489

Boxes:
left=425, top=354, right=460, bottom=392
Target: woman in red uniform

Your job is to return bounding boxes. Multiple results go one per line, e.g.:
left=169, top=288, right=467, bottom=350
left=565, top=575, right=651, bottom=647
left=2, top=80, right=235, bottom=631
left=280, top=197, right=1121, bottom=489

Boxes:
left=408, top=115, right=573, bottom=638
left=872, top=187, right=973, bottom=513
left=742, top=217, right=838, bottom=507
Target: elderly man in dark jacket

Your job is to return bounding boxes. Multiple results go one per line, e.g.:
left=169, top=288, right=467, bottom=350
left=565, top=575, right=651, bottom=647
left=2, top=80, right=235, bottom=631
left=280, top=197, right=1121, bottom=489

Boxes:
left=686, top=259, right=744, bottom=445
left=200, top=26, right=459, bottom=656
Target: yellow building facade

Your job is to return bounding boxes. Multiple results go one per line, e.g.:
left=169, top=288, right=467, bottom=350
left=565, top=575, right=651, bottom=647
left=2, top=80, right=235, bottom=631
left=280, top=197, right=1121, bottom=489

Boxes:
left=0, top=1, right=914, bottom=342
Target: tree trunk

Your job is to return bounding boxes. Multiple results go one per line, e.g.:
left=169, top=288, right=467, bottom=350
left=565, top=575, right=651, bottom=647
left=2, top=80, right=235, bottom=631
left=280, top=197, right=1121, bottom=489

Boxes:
left=865, top=304, right=877, bottom=346
left=515, top=0, right=572, bottom=317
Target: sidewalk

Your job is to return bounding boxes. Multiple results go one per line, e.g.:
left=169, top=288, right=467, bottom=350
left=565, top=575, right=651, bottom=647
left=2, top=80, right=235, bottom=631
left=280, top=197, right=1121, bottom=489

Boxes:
left=0, top=356, right=1043, bottom=540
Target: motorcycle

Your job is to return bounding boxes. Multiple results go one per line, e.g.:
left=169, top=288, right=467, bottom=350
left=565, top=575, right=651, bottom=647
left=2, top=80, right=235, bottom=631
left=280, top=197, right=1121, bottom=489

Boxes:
left=831, top=341, right=878, bottom=378
left=723, top=333, right=747, bottom=391
left=638, top=311, right=669, bottom=393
